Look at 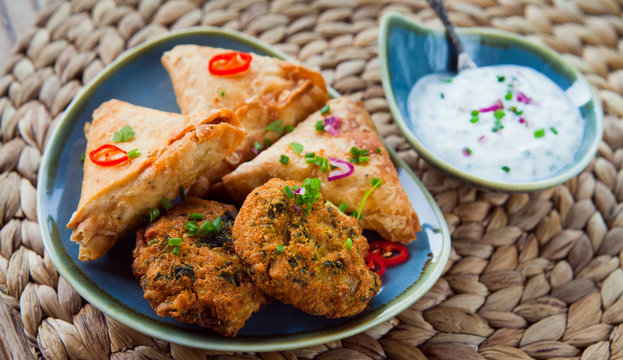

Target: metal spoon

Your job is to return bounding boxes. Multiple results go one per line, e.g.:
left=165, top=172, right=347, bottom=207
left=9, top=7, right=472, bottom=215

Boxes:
left=426, top=0, right=477, bottom=71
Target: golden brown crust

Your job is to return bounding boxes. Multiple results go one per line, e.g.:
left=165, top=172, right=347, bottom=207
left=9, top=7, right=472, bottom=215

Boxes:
left=67, top=100, right=246, bottom=261
left=132, top=198, right=266, bottom=336
left=233, top=178, right=380, bottom=318
left=223, top=97, right=421, bottom=244
left=161, top=45, right=329, bottom=194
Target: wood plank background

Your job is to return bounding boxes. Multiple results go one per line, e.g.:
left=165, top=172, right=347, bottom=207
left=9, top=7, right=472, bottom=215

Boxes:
left=0, top=0, right=46, bottom=71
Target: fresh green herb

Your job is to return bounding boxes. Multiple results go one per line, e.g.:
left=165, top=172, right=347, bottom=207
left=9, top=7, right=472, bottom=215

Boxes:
left=350, top=210, right=359, bottom=218
left=508, top=106, right=523, bottom=115
left=254, top=141, right=262, bottom=152
left=280, top=154, right=290, bottom=165
left=285, top=125, right=294, bottom=132
left=264, top=138, right=272, bottom=148
left=440, top=93, right=445, bottom=99
left=220, top=90, right=225, bottom=96
left=494, top=109, right=505, bottom=120
left=376, top=147, right=381, bottom=154
left=550, top=127, right=558, bottom=135
left=356, top=178, right=382, bottom=220
left=338, top=202, right=348, bottom=212
left=350, top=146, right=370, bottom=163
left=320, top=104, right=330, bottom=115
left=304, top=152, right=316, bottom=164
left=168, top=237, right=182, bottom=255
left=315, top=120, right=325, bottom=131
left=127, top=148, right=140, bottom=158
left=185, top=221, right=200, bottom=235
left=145, top=208, right=160, bottom=223
left=471, top=110, right=480, bottom=116
left=80, top=153, right=85, bottom=163
left=293, top=178, right=322, bottom=215
left=505, top=91, right=513, bottom=100
left=179, top=186, right=186, bottom=202
left=276, top=243, right=284, bottom=253
left=289, top=142, right=304, bottom=154
left=502, top=165, right=510, bottom=173
left=443, top=77, right=453, bottom=83
left=497, top=75, right=505, bottom=82
left=284, top=185, right=294, bottom=198
left=358, top=156, right=369, bottom=163
left=265, top=120, right=285, bottom=132
left=200, top=217, right=223, bottom=235
left=213, top=217, right=223, bottom=233
left=470, top=115, right=479, bottom=123
left=463, top=147, right=472, bottom=156
left=189, top=213, right=204, bottom=221
left=112, top=125, right=135, bottom=142
left=160, top=197, right=173, bottom=212
left=345, top=237, right=353, bottom=250
left=534, top=128, right=545, bottom=138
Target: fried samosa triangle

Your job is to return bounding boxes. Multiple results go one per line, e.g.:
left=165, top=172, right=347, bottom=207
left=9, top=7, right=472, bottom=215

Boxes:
left=66, top=100, right=246, bottom=261
left=222, top=97, right=421, bottom=244
left=161, top=45, right=328, bottom=195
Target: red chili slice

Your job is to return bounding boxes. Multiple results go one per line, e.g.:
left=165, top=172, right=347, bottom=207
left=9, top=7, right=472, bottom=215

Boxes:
left=89, top=144, right=128, bottom=166
left=369, top=241, right=409, bottom=266
left=365, top=252, right=386, bottom=276
left=208, top=51, right=252, bottom=75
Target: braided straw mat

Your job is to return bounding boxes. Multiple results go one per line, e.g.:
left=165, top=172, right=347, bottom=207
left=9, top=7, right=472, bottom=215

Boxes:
left=2, top=0, right=623, bottom=359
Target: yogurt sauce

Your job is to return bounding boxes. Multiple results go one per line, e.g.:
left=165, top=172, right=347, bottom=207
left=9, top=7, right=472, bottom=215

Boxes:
left=407, top=65, right=584, bottom=182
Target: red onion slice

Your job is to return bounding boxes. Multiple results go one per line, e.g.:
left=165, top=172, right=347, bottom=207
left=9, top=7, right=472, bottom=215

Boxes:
left=328, top=157, right=354, bottom=181
left=479, top=100, right=504, bottom=113
left=323, top=116, right=341, bottom=136
left=517, top=91, right=532, bottom=104
left=294, top=187, right=305, bottom=195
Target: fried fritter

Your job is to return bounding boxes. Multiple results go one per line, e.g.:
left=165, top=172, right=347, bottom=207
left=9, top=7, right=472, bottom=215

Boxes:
left=233, top=178, right=380, bottom=318
left=132, top=198, right=266, bottom=336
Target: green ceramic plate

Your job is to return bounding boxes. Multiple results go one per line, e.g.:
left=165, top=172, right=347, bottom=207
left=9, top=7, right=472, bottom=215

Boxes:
left=37, top=27, right=451, bottom=351
left=379, top=12, right=603, bottom=192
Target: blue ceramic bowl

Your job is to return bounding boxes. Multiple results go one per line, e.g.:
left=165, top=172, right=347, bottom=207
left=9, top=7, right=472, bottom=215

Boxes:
left=37, top=27, right=451, bottom=351
left=378, top=12, right=603, bottom=192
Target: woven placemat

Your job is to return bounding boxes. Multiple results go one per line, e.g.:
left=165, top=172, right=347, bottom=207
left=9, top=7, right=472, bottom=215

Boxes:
left=2, top=0, right=623, bottom=359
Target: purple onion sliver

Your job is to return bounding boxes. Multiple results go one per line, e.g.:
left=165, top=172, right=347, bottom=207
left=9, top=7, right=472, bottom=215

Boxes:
left=328, top=157, right=354, bottom=181
left=479, top=100, right=504, bottom=113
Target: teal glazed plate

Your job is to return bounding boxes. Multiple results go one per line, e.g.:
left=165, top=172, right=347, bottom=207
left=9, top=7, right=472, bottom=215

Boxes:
left=37, top=27, right=451, bottom=351
left=379, top=12, right=604, bottom=192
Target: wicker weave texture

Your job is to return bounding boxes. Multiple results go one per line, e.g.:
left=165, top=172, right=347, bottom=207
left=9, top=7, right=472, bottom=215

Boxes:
left=2, top=0, right=623, bottom=359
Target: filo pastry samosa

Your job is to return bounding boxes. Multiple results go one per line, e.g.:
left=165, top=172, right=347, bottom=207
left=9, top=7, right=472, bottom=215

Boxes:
left=66, top=100, right=246, bottom=261
left=161, top=45, right=328, bottom=194
left=223, top=97, right=421, bottom=244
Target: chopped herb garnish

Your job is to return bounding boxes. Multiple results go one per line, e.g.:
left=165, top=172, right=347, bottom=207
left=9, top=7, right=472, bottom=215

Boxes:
left=254, top=141, right=262, bottom=152
left=185, top=221, right=200, bottom=235
left=80, top=153, right=85, bottom=163
left=338, top=202, right=348, bottom=212
left=550, top=127, right=558, bottom=135
left=440, top=93, right=445, bottom=99
left=443, top=77, right=453, bottom=83
left=276, top=243, right=284, bottom=253
left=284, top=185, right=294, bottom=198
left=502, top=166, right=510, bottom=173
left=293, top=178, right=322, bottom=215
left=280, top=154, right=290, bottom=165
left=168, top=237, right=182, bottom=255
left=358, top=156, right=369, bottom=163
left=290, top=142, right=304, bottom=154
left=189, top=213, right=204, bottom=221
left=179, top=186, right=186, bottom=202
left=505, top=91, right=513, bottom=100
left=160, top=197, right=173, bottom=212
left=356, top=178, right=382, bottom=220
left=264, top=138, right=272, bottom=148
left=315, top=120, right=325, bottom=131
left=462, top=147, right=472, bottom=156
left=220, top=90, right=225, bottom=96
left=470, top=115, right=479, bottom=123
left=285, top=125, right=294, bottom=132
left=320, top=104, right=330, bottom=115
left=497, top=75, right=505, bottom=82
left=534, top=128, right=545, bottom=138
left=508, top=106, right=523, bottom=115
left=471, top=110, right=480, bottom=116
left=112, top=125, right=135, bottom=142
left=145, top=207, right=160, bottom=223
left=494, top=109, right=505, bottom=120
left=127, top=148, right=140, bottom=158
left=350, top=146, right=369, bottom=163
left=265, top=120, right=284, bottom=132
left=213, top=217, right=223, bottom=233
left=201, top=217, right=223, bottom=235
left=345, top=237, right=353, bottom=250
left=376, top=147, right=381, bottom=154
left=304, top=152, right=316, bottom=164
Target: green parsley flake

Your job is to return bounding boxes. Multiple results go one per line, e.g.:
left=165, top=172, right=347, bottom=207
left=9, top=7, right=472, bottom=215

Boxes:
left=280, top=154, right=290, bottom=165
left=220, top=90, right=225, bottom=96
left=502, top=165, right=510, bottom=173
left=264, top=138, right=272, bottom=148
left=127, top=148, right=140, bottom=158
left=320, top=104, right=330, bottom=115
left=254, top=141, right=262, bottom=152
left=80, top=153, right=85, bottom=163
left=440, top=93, right=445, bottom=99
left=505, top=91, right=513, bottom=100
left=471, top=110, right=480, bottom=116
left=470, top=116, right=479, bottom=124
left=338, top=202, right=348, bottom=213
left=315, top=120, right=325, bottom=131
left=145, top=207, right=160, bottom=223
left=345, top=237, right=353, bottom=250
left=285, top=125, right=294, bottom=132
left=276, top=243, right=284, bottom=253
left=189, top=213, right=204, bottom=221
left=284, top=185, right=294, bottom=198
left=265, top=120, right=284, bottom=132
left=534, top=128, right=545, bottom=138
left=443, top=77, right=453, bottom=83
left=550, top=127, right=558, bottom=135
left=160, top=197, right=173, bottom=212
left=376, top=147, right=381, bottom=154
left=494, top=109, right=505, bottom=120
left=497, top=75, right=505, bottom=82
left=293, top=178, right=322, bottom=215
left=113, top=125, right=135, bottom=142
left=289, top=142, right=304, bottom=154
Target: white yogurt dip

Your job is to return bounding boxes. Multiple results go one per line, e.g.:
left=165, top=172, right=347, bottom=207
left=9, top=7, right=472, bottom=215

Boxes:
left=407, top=65, right=584, bottom=182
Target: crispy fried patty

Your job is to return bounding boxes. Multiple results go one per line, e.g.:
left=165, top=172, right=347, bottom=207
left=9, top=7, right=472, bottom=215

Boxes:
left=132, top=198, right=266, bottom=336
left=233, top=178, right=380, bottom=318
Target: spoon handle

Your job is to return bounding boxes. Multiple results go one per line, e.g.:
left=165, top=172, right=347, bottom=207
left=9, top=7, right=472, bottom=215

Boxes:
left=426, top=0, right=476, bottom=71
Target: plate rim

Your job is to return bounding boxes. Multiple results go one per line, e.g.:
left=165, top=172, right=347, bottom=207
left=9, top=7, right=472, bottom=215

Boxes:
left=37, top=26, right=451, bottom=352
left=378, top=11, right=604, bottom=193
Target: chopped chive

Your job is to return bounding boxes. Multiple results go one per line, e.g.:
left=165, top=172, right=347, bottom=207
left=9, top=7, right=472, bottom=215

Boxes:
left=149, top=208, right=160, bottom=223
left=264, top=138, right=272, bottom=148
left=358, top=156, right=369, bottom=163
left=338, top=202, right=348, bottom=212
left=168, top=238, right=182, bottom=246
left=213, top=217, right=223, bottom=233
left=534, top=128, right=545, bottom=138
left=345, top=237, right=353, bottom=250
left=440, top=93, right=445, bottom=99
left=265, top=120, right=284, bottom=132
left=289, top=142, right=304, bottom=154
left=502, top=165, right=510, bottom=173
left=280, top=154, right=290, bottom=165
left=505, top=91, right=512, bottom=100
left=471, top=110, right=479, bottom=116
left=356, top=178, right=382, bottom=220
left=321, top=157, right=329, bottom=173
left=127, top=148, right=140, bottom=158
left=285, top=125, right=294, bottom=132
left=284, top=186, right=294, bottom=198
left=276, top=243, right=284, bottom=253
left=494, top=109, right=505, bottom=120
left=497, top=75, right=505, bottom=82
left=80, top=153, right=85, bottom=163
left=370, top=178, right=382, bottom=187
left=315, top=120, right=325, bottom=131
left=320, top=104, right=330, bottom=115
left=254, top=141, right=262, bottom=152
left=189, top=213, right=204, bottom=221
left=470, top=116, right=479, bottom=123
left=376, top=147, right=381, bottom=154
left=179, top=186, right=186, bottom=202
left=185, top=221, right=200, bottom=235
left=200, top=220, right=215, bottom=234
left=443, top=77, right=453, bottom=83
left=220, top=90, right=225, bottom=96
left=160, top=197, right=173, bottom=212
left=550, top=127, right=558, bottom=135
left=304, top=152, right=316, bottom=164
left=172, top=247, right=180, bottom=255
left=350, top=157, right=358, bottom=164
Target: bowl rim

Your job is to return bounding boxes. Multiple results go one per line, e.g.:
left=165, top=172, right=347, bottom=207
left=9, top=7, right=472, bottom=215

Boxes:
left=36, top=25, right=452, bottom=352
left=378, top=11, right=604, bottom=192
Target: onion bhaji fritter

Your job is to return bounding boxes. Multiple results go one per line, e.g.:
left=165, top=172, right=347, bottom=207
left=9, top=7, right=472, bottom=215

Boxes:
left=132, top=198, right=266, bottom=336
left=233, top=178, right=381, bottom=318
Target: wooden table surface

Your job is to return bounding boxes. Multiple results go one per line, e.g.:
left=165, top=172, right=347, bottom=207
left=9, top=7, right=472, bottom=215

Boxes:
left=0, top=0, right=46, bottom=71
